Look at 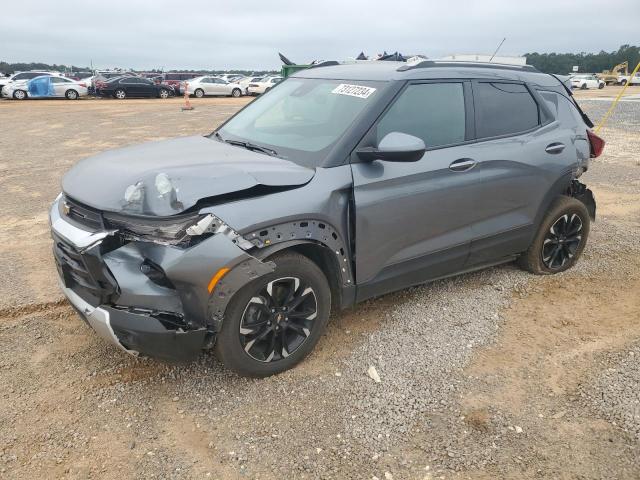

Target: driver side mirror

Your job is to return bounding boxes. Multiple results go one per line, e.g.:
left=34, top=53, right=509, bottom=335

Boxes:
left=356, top=132, right=426, bottom=163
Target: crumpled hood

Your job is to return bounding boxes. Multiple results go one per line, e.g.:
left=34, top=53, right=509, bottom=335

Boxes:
left=62, top=136, right=315, bottom=216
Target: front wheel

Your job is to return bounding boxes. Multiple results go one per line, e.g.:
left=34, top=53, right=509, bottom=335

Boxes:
left=518, top=196, right=590, bottom=275
left=598, top=82, right=605, bottom=89
left=13, top=90, right=27, bottom=100
left=65, top=89, right=79, bottom=100
left=194, top=88, right=204, bottom=98
left=231, top=88, right=241, bottom=98
left=114, top=89, right=126, bottom=99
left=158, top=88, right=169, bottom=99
left=620, top=79, right=628, bottom=86
left=580, top=83, right=588, bottom=90
left=215, top=252, right=331, bottom=377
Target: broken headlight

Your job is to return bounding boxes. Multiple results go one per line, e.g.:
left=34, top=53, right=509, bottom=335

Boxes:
left=103, top=212, right=209, bottom=246
left=102, top=212, right=254, bottom=249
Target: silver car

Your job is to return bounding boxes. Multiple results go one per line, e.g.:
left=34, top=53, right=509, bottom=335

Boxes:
left=0, top=70, right=62, bottom=96
left=2, top=75, right=89, bottom=100
left=50, top=61, right=603, bottom=376
left=185, top=76, right=243, bottom=98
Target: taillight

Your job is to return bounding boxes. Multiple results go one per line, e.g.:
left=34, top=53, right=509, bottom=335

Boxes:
left=79, top=82, right=86, bottom=88
left=587, top=129, right=605, bottom=158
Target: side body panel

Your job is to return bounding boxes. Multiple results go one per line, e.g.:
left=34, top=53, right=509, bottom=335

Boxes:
left=462, top=122, right=577, bottom=267
left=351, top=147, right=478, bottom=297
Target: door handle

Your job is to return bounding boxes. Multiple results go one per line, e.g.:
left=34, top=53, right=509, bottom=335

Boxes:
left=449, top=158, right=477, bottom=172
left=545, top=142, right=566, bottom=154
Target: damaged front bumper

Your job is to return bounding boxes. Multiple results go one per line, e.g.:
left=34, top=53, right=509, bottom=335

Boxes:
left=49, top=195, right=271, bottom=364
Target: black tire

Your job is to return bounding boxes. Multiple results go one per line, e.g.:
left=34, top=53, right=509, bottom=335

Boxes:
left=159, top=88, right=170, bottom=99
left=114, top=88, right=126, bottom=99
left=65, top=89, right=79, bottom=100
left=194, top=88, right=204, bottom=98
left=13, top=90, right=27, bottom=100
left=231, top=88, right=241, bottom=98
left=518, top=196, right=590, bottom=275
left=215, top=252, right=331, bottom=377
left=620, top=79, right=627, bottom=86
left=598, top=82, right=604, bottom=89
left=580, top=83, right=588, bottom=90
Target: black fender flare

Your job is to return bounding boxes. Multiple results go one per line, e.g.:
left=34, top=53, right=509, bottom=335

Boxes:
left=243, top=219, right=353, bottom=287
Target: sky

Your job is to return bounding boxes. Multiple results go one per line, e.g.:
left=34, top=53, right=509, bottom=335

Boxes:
left=1, top=0, right=638, bottom=71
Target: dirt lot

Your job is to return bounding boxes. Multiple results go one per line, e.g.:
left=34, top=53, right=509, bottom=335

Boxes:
left=0, top=91, right=639, bottom=479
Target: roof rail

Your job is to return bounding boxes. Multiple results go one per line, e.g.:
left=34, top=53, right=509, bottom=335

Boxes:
left=397, top=61, right=538, bottom=73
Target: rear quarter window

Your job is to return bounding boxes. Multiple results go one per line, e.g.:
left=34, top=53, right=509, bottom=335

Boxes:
left=474, top=82, right=539, bottom=138
left=538, top=90, right=583, bottom=127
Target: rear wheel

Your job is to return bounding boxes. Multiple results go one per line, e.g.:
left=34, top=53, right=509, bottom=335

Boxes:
left=159, top=88, right=169, bottom=99
left=65, top=89, right=79, bottom=100
left=598, top=82, right=605, bottom=89
left=13, top=90, right=27, bottom=100
left=215, top=252, right=331, bottom=377
left=580, top=83, right=588, bottom=90
left=194, top=88, right=204, bottom=98
left=518, top=196, right=590, bottom=275
left=620, top=79, right=628, bottom=86
left=231, top=88, right=241, bottom=98
left=114, top=89, right=126, bottom=99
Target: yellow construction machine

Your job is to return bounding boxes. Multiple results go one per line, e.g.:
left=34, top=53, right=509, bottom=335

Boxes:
left=598, top=61, right=628, bottom=85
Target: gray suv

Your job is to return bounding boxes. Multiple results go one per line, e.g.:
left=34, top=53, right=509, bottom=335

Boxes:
left=50, top=61, right=604, bottom=376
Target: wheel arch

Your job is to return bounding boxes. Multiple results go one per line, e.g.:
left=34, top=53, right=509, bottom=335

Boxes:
left=525, top=172, right=575, bottom=250
left=255, top=240, right=350, bottom=312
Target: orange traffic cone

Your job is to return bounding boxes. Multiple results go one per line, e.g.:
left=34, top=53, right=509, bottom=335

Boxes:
left=181, top=81, right=194, bottom=111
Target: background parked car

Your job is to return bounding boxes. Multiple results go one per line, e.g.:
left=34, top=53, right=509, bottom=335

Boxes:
left=163, top=72, right=201, bottom=94
left=185, top=76, right=243, bottom=98
left=0, top=71, right=62, bottom=96
left=97, top=76, right=174, bottom=99
left=218, top=74, right=245, bottom=83
left=246, top=76, right=283, bottom=95
left=90, top=71, right=137, bottom=92
left=239, top=76, right=265, bottom=94
left=2, top=75, right=88, bottom=100
left=570, top=74, right=604, bottom=89
left=618, top=72, right=640, bottom=86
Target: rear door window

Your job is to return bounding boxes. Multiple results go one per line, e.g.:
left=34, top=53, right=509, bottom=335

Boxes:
left=376, top=82, right=467, bottom=148
left=473, top=82, right=539, bottom=139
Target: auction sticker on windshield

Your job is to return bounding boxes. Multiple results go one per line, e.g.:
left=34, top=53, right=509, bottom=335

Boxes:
left=331, top=84, right=376, bottom=99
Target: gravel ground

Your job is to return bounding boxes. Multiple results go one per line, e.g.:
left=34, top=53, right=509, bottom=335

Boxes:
left=581, top=343, right=640, bottom=441
left=0, top=95, right=639, bottom=479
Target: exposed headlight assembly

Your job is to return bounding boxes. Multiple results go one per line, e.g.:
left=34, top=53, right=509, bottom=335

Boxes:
left=103, top=212, right=253, bottom=249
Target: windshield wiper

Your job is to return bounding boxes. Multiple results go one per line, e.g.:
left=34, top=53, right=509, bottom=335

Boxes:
left=224, top=139, right=280, bottom=158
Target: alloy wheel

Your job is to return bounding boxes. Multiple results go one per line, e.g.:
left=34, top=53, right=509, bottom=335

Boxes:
left=14, top=90, right=26, bottom=100
left=115, top=89, right=126, bottom=99
left=159, top=89, right=169, bottom=99
left=239, top=277, right=318, bottom=363
left=542, top=213, right=583, bottom=270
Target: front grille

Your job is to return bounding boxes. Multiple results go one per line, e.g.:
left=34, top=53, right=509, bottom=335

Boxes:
left=62, top=196, right=104, bottom=230
left=53, top=233, right=117, bottom=305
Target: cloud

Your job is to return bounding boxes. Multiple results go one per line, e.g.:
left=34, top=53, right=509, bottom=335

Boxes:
left=1, top=0, right=638, bottom=70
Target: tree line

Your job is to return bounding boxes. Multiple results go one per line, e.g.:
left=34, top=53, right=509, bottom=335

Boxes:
left=2, top=44, right=638, bottom=76
left=525, top=44, right=639, bottom=74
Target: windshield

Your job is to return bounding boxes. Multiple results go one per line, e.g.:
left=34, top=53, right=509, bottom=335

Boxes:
left=217, top=78, right=384, bottom=167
